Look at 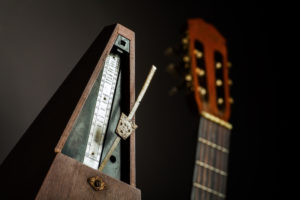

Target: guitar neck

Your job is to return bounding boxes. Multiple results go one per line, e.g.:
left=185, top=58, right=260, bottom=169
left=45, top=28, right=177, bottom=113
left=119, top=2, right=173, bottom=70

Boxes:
left=191, top=115, right=231, bottom=200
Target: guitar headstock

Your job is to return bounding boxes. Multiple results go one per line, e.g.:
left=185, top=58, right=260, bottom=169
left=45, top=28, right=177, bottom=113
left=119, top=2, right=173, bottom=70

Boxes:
left=166, top=18, right=233, bottom=121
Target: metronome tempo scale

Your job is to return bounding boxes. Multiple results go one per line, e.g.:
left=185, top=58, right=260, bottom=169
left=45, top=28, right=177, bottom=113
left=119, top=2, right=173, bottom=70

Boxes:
left=35, top=24, right=156, bottom=199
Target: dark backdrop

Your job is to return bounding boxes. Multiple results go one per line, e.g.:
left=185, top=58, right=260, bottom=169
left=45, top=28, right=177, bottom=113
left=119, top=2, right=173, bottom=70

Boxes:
left=0, top=1, right=279, bottom=199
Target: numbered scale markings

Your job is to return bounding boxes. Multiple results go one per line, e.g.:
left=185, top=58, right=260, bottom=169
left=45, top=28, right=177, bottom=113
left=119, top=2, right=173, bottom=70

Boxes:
left=83, top=54, right=120, bottom=169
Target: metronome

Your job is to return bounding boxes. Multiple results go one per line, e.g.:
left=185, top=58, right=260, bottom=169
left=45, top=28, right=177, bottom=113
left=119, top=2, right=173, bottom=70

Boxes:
left=0, top=23, right=156, bottom=199
left=35, top=24, right=152, bottom=199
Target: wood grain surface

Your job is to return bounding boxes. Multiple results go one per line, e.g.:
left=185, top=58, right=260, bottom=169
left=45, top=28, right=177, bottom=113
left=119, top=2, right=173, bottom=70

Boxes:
left=36, top=153, right=141, bottom=200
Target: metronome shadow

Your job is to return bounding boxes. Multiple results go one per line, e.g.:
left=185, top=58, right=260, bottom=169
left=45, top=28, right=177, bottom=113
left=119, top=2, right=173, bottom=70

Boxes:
left=0, top=25, right=115, bottom=199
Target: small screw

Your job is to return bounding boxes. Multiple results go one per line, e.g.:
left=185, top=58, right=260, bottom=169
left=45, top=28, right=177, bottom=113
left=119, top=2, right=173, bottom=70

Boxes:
left=94, top=180, right=101, bottom=187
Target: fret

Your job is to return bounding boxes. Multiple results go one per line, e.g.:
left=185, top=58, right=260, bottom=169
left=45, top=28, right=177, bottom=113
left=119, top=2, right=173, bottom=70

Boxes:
left=207, top=119, right=218, bottom=200
left=195, top=160, right=227, bottom=176
left=196, top=142, right=226, bottom=167
left=198, top=137, right=229, bottom=153
left=201, top=111, right=232, bottom=130
left=193, top=182, right=225, bottom=199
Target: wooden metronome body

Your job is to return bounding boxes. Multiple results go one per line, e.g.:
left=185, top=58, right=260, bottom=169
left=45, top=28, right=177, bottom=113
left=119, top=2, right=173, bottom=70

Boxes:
left=0, top=24, right=140, bottom=199
left=36, top=153, right=140, bottom=199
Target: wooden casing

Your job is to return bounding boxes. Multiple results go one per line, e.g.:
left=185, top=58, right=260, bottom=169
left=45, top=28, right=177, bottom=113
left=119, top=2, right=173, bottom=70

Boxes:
left=37, top=24, right=140, bottom=199
left=36, top=153, right=141, bottom=199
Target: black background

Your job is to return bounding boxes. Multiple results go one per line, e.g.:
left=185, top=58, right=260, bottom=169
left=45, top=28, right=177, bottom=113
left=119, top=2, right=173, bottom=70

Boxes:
left=0, top=1, right=279, bottom=199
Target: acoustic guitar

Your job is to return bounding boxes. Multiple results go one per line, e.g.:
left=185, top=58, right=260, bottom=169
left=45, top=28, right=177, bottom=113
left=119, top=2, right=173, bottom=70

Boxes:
left=166, top=18, right=233, bottom=200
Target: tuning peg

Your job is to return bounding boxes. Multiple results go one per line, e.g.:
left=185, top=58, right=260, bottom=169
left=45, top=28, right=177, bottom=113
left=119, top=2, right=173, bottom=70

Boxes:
left=216, top=62, right=222, bottom=69
left=194, top=49, right=203, bottom=58
left=197, top=86, right=206, bottom=95
left=164, top=47, right=173, bottom=56
left=229, top=97, right=234, bottom=104
left=196, top=67, right=205, bottom=76
left=228, top=61, right=232, bottom=68
left=183, top=56, right=190, bottom=63
left=228, top=79, right=233, bottom=86
left=216, top=79, right=223, bottom=86
left=186, top=81, right=193, bottom=88
left=217, top=98, right=224, bottom=104
left=168, top=87, right=178, bottom=96
left=166, top=63, right=175, bottom=73
left=185, top=74, right=192, bottom=81
left=182, top=37, right=189, bottom=45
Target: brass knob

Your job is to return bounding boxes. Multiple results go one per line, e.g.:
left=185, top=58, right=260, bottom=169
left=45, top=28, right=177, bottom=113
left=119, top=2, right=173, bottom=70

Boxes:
left=182, top=37, right=188, bottom=45
left=183, top=56, right=190, bottom=63
left=196, top=67, right=205, bottom=76
left=168, top=87, right=178, bottom=96
left=228, top=61, right=232, bottom=68
left=185, top=74, right=192, bottom=81
left=216, top=79, right=223, bottom=86
left=197, top=86, right=206, bottom=95
left=216, top=62, right=222, bottom=69
left=228, top=79, right=233, bottom=86
left=194, top=49, right=203, bottom=58
left=229, top=97, right=234, bottom=104
left=164, top=47, right=173, bottom=56
left=217, top=98, right=224, bottom=104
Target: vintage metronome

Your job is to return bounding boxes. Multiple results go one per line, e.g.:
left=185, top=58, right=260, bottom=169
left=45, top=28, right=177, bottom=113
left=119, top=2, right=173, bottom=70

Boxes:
left=0, top=24, right=156, bottom=199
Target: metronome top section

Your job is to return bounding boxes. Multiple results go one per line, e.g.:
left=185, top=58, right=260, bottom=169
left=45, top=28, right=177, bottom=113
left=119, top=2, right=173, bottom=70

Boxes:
left=49, top=23, right=137, bottom=184
left=55, top=23, right=135, bottom=153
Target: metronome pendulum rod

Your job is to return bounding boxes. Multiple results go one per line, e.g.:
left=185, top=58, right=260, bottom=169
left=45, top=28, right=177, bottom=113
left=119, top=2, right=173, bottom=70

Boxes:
left=99, top=65, right=157, bottom=172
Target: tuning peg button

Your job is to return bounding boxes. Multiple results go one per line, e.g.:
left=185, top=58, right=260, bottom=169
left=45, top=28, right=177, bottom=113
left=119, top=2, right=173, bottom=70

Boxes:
left=164, top=47, right=173, bottom=56
left=196, top=68, right=205, bottom=76
left=228, top=61, right=232, bottom=68
left=216, top=62, right=222, bottom=69
left=216, top=79, right=223, bottom=86
left=194, top=49, right=203, bottom=58
left=229, top=97, right=234, bottom=104
left=182, top=37, right=189, bottom=45
left=197, top=86, right=206, bottom=95
left=183, top=56, right=190, bottom=63
left=168, top=87, right=178, bottom=96
left=166, top=63, right=175, bottom=73
left=217, top=98, right=224, bottom=104
left=185, top=74, right=192, bottom=81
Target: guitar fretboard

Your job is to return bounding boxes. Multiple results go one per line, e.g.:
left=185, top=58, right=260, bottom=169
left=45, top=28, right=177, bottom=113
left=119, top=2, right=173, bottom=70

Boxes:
left=191, top=116, right=231, bottom=200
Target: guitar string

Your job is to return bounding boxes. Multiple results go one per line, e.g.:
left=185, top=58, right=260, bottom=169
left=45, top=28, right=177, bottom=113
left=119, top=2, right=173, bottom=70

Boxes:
left=200, top=119, right=211, bottom=200
left=196, top=117, right=207, bottom=199
left=218, top=126, right=230, bottom=197
left=206, top=119, right=216, bottom=200
left=224, top=127, right=231, bottom=195
left=210, top=122, right=219, bottom=200
left=217, top=125, right=225, bottom=198
left=201, top=118, right=213, bottom=200
left=214, top=124, right=223, bottom=199
left=195, top=117, right=207, bottom=200
left=223, top=127, right=231, bottom=195
left=211, top=121, right=219, bottom=200
left=215, top=124, right=224, bottom=199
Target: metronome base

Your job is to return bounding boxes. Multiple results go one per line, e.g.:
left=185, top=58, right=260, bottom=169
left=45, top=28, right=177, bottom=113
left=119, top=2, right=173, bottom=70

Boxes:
left=36, top=153, right=141, bottom=200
